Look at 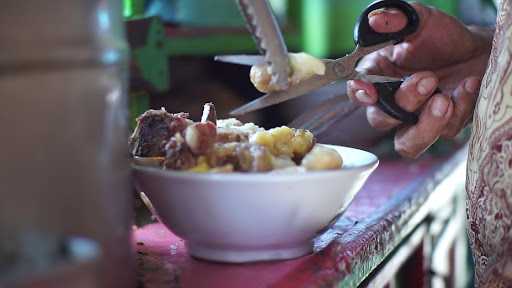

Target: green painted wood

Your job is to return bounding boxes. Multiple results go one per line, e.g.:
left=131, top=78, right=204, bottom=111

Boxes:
left=130, top=91, right=150, bottom=129
left=421, top=0, right=459, bottom=16
left=127, top=0, right=459, bottom=91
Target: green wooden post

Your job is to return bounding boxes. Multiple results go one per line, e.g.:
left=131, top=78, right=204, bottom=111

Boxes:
left=123, top=0, right=145, bottom=18
left=420, top=0, right=459, bottom=16
left=301, top=0, right=374, bottom=57
left=300, top=0, right=460, bottom=58
left=129, top=91, right=150, bottom=129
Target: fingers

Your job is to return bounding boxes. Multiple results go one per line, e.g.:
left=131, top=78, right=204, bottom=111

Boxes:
left=368, top=3, right=430, bottom=39
left=394, top=72, right=438, bottom=111
left=395, top=93, right=454, bottom=158
left=368, top=8, right=407, bottom=33
left=441, top=77, right=480, bottom=138
left=355, top=46, right=403, bottom=77
left=366, top=106, right=401, bottom=130
left=348, top=71, right=439, bottom=131
left=347, top=80, right=378, bottom=105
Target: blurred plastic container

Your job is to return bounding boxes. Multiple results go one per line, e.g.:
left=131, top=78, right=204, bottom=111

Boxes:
left=0, top=0, right=134, bottom=287
left=1, top=235, right=101, bottom=288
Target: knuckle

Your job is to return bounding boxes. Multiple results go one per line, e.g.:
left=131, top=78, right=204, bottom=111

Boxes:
left=367, top=107, right=396, bottom=130
left=395, top=143, right=421, bottom=159
left=394, top=135, right=424, bottom=159
left=399, top=91, right=422, bottom=111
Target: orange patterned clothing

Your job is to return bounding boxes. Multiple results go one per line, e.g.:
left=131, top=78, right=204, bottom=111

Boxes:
left=467, top=0, right=512, bottom=286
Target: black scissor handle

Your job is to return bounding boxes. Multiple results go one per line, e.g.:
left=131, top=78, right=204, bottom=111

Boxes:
left=354, top=0, right=420, bottom=47
left=374, top=81, right=419, bottom=124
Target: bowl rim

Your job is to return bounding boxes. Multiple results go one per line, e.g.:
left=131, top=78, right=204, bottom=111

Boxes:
left=131, top=144, right=378, bottom=182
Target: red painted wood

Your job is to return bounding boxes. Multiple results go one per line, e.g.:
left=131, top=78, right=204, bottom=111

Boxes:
left=134, top=153, right=460, bottom=288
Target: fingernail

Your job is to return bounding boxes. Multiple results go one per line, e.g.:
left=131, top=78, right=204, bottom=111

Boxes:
left=464, top=78, right=480, bottom=94
left=368, top=8, right=387, bottom=18
left=355, top=90, right=373, bottom=104
left=417, top=77, right=436, bottom=96
left=431, top=96, right=449, bottom=117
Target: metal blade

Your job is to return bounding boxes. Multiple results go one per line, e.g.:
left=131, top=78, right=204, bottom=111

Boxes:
left=289, top=96, right=360, bottom=136
left=214, top=55, right=265, bottom=66
left=230, top=74, right=337, bottom=115
left=237, top=0, right=290, bottom=90
left=354, top=73, right=403, bottom=83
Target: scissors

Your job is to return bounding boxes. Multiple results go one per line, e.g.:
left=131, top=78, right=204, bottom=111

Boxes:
left=215, top=0, right=420, bottom=125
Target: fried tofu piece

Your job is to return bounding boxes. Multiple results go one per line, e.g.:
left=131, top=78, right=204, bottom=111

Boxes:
left=250, top=126, right=314, bottom=160
left=209, top=143, right=273, bottom=172
left=301, top=145, right=343, bottom=171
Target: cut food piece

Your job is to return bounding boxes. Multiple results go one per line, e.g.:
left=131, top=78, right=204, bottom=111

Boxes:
left=291, top=129, right=316, bottom=160
left=301, top=145, right=343, bottom=171
left=271, top=156, right=297, bottom=170
left=216, top=118, right=263, bottom=143
left=184, top=122, right=217, bottom=155
left=250, top=64, right=274, bottom=93
left=288, top=52, right=326, bottom=85
left=236, top=144, right=274, bottom=172
left=208, top=143, right=273, bottom=172
left=250, top=126, right=315, bottom=160
left=130, top=103, right=344, bottom=173
left=163, top=133, right=197, bottom=170
left=249, top=52, right=326, bottom=93
left=129, top=108, right=192, bottom=157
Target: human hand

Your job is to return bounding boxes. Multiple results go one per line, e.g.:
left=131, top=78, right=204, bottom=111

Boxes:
left=347, top=3, right=493, bottom=158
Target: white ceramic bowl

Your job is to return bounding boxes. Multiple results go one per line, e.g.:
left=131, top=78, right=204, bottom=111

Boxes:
left=133, top=145, right=378, bottom=263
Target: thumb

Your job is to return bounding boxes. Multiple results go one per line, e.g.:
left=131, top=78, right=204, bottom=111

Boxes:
left=368, top=3, right=429, bottom=37
left=368, top=8, right=407, bottom=33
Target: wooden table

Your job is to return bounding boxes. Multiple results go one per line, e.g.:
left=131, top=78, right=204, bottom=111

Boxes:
left=134, top=148, right=469, bottom=288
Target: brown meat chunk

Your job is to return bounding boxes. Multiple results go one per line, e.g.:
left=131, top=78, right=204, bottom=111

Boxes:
left=163, top=134, right=196, bottom=170
left=129, top=109, right=192, bottom=157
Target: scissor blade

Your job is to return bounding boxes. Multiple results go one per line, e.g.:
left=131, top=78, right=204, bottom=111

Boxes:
left=355, top=74, right=402, bottom=83
left=289, top=96, right=360, bottom=136
left=214, top=55, right=265, bottom=66
left=237, top=0, right=290, bottom=90
left=230, top=75, right=337, bottom=115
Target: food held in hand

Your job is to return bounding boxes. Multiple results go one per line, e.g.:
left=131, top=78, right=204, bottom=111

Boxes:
left=130, top=103, right=342, bottom=173
left=250, top=52, right=326, bottom=93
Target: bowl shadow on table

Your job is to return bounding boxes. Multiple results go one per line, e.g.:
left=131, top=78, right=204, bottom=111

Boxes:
left=135, top=216, right=358, bottom=288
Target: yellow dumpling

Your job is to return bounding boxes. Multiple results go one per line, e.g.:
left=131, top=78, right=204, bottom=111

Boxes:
left=301, top=145, right=343, bottom=171
left=291, top=129, right=314, bottom=158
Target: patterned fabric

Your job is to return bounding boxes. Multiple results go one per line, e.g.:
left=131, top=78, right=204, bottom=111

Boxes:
left=467, top=0, right=512, bottom=286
